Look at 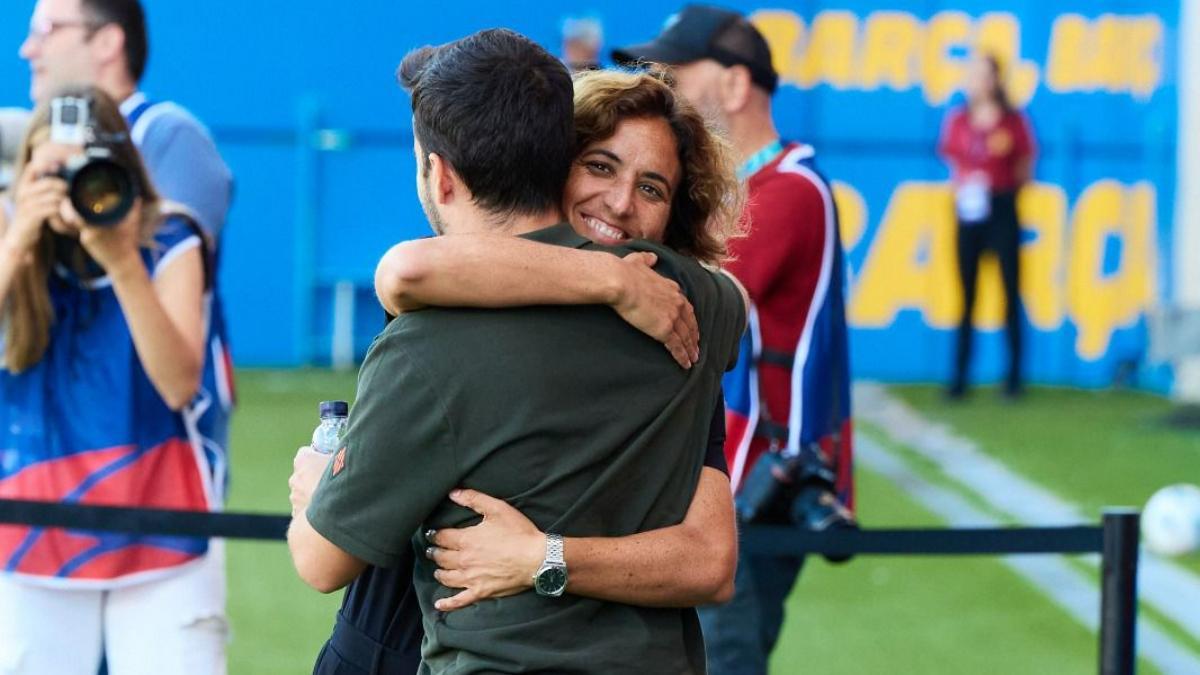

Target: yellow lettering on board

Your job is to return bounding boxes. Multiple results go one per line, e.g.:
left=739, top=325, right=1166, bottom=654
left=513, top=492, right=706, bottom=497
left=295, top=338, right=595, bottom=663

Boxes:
left=832, top=181, right=868, bottom=251
left=848, top=182, right=958, bottom=328
left=973, top=13, right=1039, bottom=107
left=858, top=12, right=921, bottom=91
left=750, top=10, right=806, bottom=85
left=1129, top=17, right=1164, bottom=99
left=1092, top=15, right=1127, bottom=94
left=1127, top=182, right=1159, bottom=312
left=921, top=11, right=971, bottom=105
left=1066, top=181, right=1158, bottom=359
left=1016, top=184, right=1067, bottom=330
left=1045, top=14, right=1163, bottom=98
left=796, top=11, right=858, bottom=89
left=1046, top=14, right=1091, bottom=92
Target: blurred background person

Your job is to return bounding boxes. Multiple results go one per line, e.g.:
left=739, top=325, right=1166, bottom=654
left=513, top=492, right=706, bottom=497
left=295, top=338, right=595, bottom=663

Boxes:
left=18, top=0, right=234, bottom=448
left=0, top=86, right=228, bottom=674
left=939, top=52, right=1037, bottom=400
left=561, top=16, right=603, bottom=74
left=614, top=5, right=855, bottom=674
left=19, top=0, right=232, bottom=241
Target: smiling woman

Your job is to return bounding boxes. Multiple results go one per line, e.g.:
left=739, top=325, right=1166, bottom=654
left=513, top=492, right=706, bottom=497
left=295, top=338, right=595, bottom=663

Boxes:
left=567, top=68, right=743, bottom=263
left=568, top=116, right=681, bottom=245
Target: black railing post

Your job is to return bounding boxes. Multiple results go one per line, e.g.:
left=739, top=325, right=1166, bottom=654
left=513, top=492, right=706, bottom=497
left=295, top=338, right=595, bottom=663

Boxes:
left=1099, top=509, right=1140, bottom=675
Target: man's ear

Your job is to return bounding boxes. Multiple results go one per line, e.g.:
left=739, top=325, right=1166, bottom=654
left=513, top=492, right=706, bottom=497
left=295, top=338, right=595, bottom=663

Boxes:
left=427, top=152, right=458, bottom=206
left=89, top=24, right=126, bottom=71
left=720, top=65, right=753, bottom=114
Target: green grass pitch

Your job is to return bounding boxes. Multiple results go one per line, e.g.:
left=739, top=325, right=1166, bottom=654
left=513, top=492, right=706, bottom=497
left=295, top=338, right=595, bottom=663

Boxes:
left=224, top=371, right=1190, bottom=673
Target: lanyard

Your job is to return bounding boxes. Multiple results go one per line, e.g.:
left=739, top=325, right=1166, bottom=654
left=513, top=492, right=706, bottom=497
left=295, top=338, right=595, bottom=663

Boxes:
left=738, top=139, right=784, bottom=179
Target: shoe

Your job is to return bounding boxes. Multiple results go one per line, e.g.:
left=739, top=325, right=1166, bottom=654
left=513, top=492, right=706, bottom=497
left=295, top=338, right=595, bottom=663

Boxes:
left=945, top=382, right=967, bottom=401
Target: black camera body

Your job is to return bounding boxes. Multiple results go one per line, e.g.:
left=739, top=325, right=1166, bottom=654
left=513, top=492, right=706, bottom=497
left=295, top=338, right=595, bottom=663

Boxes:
left=736, top=442, right=858, bottom=563
left=49, top=96, right=138, bottom=227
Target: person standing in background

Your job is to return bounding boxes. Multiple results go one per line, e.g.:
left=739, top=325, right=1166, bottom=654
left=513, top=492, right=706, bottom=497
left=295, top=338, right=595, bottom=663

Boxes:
left=0, top=85, right=226, bottom=675
left=614, top=6, right=855, bottom=673
left=20, top=0, right=233, bottom=241
left=18, top=0, right=234, bottom=424
left=939, top=53, right=1037, bottom=400
left=18, top=0, right=235, bottom=492
left=10, top=0, right=235, bottom=669
left=561, top=16, right=603, bottom=74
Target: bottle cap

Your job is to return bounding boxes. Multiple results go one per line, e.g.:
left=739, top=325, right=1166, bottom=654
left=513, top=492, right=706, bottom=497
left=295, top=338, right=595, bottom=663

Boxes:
left=319, top=400, right=349, bottom=418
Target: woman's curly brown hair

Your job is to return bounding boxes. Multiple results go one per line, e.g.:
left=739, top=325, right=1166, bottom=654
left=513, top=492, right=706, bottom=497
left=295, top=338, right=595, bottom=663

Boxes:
left=572, top=67, right=744, bottom=265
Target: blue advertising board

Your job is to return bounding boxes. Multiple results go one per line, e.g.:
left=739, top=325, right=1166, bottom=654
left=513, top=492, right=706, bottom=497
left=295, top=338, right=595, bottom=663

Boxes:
left=0, top=2, right=1180, bottom=388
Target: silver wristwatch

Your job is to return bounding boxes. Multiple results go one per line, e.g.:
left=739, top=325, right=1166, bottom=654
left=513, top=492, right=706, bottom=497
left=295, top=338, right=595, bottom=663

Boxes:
left=532, top=533, right=568, bottom=597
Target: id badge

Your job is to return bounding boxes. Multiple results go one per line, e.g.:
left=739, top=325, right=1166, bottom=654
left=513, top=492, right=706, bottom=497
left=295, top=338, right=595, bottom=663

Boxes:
left=955, top=176, right=991, bottom=224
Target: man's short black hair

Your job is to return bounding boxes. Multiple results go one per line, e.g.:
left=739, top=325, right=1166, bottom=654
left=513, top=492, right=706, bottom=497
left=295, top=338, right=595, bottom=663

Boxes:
left=82, top=0, right=149, bottom=82
left=398, top=29, right=574, bottom=217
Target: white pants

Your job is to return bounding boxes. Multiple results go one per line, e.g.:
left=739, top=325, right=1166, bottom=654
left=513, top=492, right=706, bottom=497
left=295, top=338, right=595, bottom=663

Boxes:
left=0, top=540, right=228, bottom=675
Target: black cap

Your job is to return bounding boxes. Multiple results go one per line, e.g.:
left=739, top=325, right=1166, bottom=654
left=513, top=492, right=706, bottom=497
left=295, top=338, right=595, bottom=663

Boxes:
left=319, top=400, right=349, bottom=418
left=612, top=5, right=778, bottom=93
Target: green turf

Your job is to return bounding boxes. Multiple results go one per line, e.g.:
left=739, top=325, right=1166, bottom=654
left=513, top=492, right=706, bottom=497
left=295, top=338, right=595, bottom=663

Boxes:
left=221, top=371, right=1163, bottom=673
left=888, top=384, right=1200, bottom=578
left=770, top=465, right=1157, bottom=674
left=224, top=369, right=358, bottom=674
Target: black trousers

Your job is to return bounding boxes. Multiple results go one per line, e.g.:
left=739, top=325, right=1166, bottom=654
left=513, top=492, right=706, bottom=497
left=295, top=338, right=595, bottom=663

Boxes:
left=312, top=613, right=421, bottom=675
left=952, top=190, right=1022, bottom=392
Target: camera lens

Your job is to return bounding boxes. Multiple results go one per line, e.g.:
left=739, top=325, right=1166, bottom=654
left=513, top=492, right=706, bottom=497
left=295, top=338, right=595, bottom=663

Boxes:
left=69, top=158, right=135, bottom=226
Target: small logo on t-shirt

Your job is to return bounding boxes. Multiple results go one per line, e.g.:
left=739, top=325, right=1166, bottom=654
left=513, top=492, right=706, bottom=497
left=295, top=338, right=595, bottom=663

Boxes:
left=332, top=447, right=346, bottom=476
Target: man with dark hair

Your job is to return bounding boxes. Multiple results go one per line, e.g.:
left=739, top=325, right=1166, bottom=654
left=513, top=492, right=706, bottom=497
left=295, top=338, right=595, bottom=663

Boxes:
left=287, top=28, right=745, bottom=673
left=615, top=6, right=856, bottom=674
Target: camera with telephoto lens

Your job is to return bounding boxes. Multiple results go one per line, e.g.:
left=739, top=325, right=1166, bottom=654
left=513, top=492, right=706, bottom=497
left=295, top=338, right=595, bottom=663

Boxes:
left=735, top=442, right=858, bottom=563
left=48, top=95, right=138, bottom=227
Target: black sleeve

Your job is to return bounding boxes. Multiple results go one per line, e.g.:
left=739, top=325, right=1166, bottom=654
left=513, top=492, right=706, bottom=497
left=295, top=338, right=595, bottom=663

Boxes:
left=703, top=390, right=729, bottom=475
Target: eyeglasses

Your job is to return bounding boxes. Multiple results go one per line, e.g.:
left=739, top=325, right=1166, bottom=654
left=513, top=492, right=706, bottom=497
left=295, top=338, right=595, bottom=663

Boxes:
left=26, top=16, right=100, bottom=42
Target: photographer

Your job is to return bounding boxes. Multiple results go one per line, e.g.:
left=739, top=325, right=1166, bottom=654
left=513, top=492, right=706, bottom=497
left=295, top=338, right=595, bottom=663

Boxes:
left=0, top=86, right=228, bottom=675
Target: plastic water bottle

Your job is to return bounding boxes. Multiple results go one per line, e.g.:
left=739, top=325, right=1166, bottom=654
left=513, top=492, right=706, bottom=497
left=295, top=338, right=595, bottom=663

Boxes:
left=311, top=400, right=349, bottom=454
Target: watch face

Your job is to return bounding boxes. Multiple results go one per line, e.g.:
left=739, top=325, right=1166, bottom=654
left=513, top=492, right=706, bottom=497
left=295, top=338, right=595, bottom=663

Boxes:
left=535, top=565, right=567, bottom=595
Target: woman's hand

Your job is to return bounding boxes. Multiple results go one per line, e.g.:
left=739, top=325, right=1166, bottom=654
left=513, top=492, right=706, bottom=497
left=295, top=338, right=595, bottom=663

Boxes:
left=75, top=198, right=143, bottom=276
left=5, top=169, right=66, bottom=258
left=427, top=489, right=545, bottom=611
left=610, top=252, right=700, bottom=368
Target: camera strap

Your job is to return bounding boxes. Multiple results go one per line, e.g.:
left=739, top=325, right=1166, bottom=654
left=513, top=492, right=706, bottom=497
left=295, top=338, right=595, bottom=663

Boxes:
left=753, top=348, right=792, bottom=455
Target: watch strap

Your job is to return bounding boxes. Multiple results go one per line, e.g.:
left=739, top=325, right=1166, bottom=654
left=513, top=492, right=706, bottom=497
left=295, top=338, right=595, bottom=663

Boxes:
left=545, top=533, right=564, bottom=565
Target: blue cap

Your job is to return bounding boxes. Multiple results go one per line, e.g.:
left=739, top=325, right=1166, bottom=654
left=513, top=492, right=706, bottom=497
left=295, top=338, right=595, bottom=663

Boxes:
left=319, top=400, right=349, bottom=418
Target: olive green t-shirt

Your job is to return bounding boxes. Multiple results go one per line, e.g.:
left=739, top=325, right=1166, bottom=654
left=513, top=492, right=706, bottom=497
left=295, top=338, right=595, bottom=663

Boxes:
left=308, top=223, right=744, bottom=674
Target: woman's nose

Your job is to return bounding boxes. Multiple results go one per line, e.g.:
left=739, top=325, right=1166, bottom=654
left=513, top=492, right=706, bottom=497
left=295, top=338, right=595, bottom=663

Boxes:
left=601, top=184, right=634, bottom=217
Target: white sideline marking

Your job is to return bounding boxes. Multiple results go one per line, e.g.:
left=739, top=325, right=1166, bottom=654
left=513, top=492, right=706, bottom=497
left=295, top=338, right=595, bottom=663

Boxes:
left=857, top=435, right=1200, bottom=674
left=854, top=382, right=1200, bottom=642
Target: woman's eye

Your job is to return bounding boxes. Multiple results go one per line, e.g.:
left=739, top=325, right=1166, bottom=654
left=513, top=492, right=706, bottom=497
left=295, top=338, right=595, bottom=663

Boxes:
left=586, top=161, right=612, bottom=175
left=639, top=184, right=665, bottom=200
